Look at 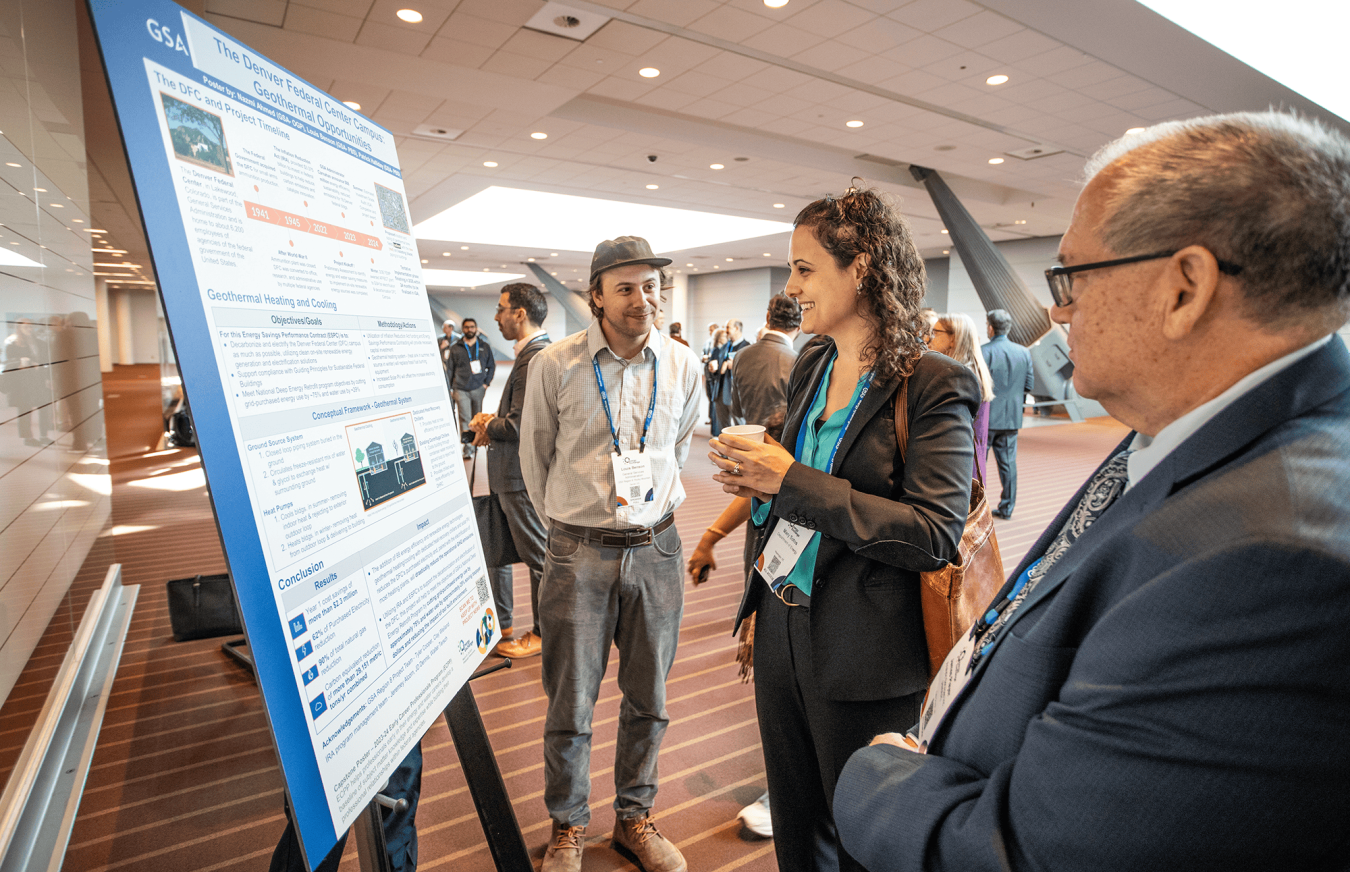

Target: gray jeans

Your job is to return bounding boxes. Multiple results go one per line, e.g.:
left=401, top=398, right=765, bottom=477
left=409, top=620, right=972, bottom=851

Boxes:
left=490, top=488, right=547, bottom=635
left=453, top=386, right=485, bottom=458
left=539, top=521, right=684, bottom=827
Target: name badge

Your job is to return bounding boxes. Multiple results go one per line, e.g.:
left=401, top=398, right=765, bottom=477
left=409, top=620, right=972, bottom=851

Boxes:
left=469, top=359, right=483, bottom=374
left=611, top=450, right=655, bottom=514
left=754, top=520, right=811, bottom=590
left=912, top=625, right=981, bottom=752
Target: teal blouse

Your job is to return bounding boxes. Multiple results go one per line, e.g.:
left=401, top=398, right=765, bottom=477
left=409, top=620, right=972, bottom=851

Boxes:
left=752, top=354, right=869, bottom=595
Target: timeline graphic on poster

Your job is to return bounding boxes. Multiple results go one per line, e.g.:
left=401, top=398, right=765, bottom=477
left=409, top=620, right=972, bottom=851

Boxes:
left=87, top=2, right=495, bottom=862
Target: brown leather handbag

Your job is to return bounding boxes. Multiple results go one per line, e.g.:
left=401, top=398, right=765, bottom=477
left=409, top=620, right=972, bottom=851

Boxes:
left=895, top=378, right=1006, bottom=678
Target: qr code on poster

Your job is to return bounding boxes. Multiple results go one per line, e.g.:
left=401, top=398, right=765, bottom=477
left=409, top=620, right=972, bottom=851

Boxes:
left=475, top=573, right=490, bottom=605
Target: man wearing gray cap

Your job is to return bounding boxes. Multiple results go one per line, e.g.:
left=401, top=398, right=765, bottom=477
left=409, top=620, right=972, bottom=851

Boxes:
left=521, top=236, right=701, bottom=872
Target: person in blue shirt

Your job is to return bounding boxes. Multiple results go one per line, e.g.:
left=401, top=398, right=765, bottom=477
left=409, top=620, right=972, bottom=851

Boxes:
left=448, top=318, right=496, bottom=459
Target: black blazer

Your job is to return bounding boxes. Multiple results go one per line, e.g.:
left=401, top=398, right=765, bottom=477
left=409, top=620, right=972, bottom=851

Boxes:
left=485, top=334, right=549, bottom=493
left=835, top=336, right=1350, bottom=872
left=734, top=339, right=979, bottom=701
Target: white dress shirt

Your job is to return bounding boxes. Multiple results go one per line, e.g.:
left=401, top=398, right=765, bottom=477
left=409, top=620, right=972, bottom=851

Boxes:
left=520, top=320, right=702, bottom=529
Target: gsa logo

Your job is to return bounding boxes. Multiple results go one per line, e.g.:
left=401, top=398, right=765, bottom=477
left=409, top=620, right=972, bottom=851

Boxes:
left=146, top=19, right=191, bottom=57
left=474, top=608, right=497, bottom=653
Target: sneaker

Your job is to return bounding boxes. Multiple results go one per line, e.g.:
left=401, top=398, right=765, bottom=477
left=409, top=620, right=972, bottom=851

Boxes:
left=612, top=813, right=686, bottom=872
left=736, top=794, right=772, bottom=838
left=493, top=630, right=542, bottom=659
left=543, top=821, right=585, bottom=872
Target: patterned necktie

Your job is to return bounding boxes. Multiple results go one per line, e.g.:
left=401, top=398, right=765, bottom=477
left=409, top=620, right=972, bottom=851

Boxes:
left=982, top=449, right=1133, bottom=642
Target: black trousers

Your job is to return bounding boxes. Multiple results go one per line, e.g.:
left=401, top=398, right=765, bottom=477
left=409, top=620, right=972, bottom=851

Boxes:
left=753, top=591, right=923, bottom=872
left=989, top=428, right=1019, bottom=514
left=269, top=742, right=421, bottom=872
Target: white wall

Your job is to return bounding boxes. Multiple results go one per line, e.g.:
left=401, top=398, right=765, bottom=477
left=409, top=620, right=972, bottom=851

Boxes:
left=0, top=0, right=111, bottom=707
left=688, top=267, right=789, bottom=348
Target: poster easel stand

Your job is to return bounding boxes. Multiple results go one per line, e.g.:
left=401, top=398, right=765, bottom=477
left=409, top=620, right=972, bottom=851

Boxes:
left=442, top=659, right=533, bottom=872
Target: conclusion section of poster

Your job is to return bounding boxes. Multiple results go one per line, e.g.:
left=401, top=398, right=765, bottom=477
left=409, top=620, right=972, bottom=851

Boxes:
left=87, top=2, right=495, bottom=863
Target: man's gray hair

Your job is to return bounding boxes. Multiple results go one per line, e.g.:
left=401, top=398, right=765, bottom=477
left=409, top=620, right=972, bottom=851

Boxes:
left=1083, top=110, right=1350, bottom=329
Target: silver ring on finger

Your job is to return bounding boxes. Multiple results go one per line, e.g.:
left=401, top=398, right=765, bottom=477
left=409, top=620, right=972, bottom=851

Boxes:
left=732, top=460, right=743, bottom=475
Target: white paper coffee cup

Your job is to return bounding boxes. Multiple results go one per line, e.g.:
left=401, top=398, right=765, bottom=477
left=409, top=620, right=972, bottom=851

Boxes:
left=721, top=424, right=766, bottom=443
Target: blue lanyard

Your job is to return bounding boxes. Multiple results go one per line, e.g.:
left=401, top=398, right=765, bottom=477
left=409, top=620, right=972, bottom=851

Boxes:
left=965, top=559, right=1040, bottom=671
left=794, top=358, right=874, bottom=474
left=465, top=339, right=479, bottom=362
left=592, top=351, right=659, bottom=455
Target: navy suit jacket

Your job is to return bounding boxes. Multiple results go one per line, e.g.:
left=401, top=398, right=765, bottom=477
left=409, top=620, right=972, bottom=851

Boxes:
left=836, top=336, right=1350, bottom=871
left=981, top=334, right=1033, bottom=430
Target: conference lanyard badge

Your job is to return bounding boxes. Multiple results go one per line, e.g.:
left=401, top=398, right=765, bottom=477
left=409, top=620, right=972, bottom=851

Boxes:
left=612, top=451, right=656, bottom=511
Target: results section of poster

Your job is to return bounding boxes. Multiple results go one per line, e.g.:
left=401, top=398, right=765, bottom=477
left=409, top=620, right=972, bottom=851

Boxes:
left=88, top=1, right=495, bottom=859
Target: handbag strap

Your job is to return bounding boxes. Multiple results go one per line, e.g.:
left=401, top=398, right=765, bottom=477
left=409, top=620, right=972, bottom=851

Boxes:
left=894, top=377, right=910, bottom=464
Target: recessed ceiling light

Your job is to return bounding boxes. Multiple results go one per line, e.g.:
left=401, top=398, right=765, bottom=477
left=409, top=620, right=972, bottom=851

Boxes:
left=646, top=184, right=659, bottom=189
left=986, top=74, right=1009, bottom=85
left=943, top=249, right=950, bottom=255
left=713, top=265, right=720, bottom=268
left=531, top=132, right=548, bottom=140
left=461, top=245, right=469, bottom=250
left=550, top=252, right=559, bottom=256
left=686, top=263, right=693, bottom=267
left=763, top=253, right=771, bottom=257
left=710, top=163, right=724, bottom=170
left=764, top=0, right=789, bottom=6
left=639, top=68, right=660, bottom=78
left=725, top=257, right=734, bottom=262
left=941, top=229, right=948, bottom=234
left=846, top=120, right=864, bottom=128
left=396, top=9, right=423, bottom=23
left=4, top=162, right=18, bottom=167
left=343, top=101, right=361, bottom=110
left=773, top=203, right=785, bottom=209
left=1125, top=127, right=1146, bottom=135
left=34, top=187, right=46, bottom=193
left=421, top=259, right=428, bottom=263
left=483, top=161, right=498, bottom=167
left=1014, top=219, right=1027, bottom=224
left=988, top=157, right=1004, bottom=164
left=442, top=252, right=451, bottom=256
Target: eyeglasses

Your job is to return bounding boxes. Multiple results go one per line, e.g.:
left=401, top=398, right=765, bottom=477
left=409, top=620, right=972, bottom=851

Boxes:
left=931, top=327, right=952, bottom=335
left=494, top=304, right=519, bottom=315
left=1045, top=249, right=1243, bottom=307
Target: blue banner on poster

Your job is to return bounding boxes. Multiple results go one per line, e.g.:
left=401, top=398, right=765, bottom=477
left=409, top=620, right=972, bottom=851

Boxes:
left=86, top=3, right=495, bottom=867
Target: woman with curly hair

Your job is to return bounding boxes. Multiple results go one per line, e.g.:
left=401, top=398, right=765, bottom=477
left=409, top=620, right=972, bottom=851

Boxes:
left=710, top=186, right=979, bottom=872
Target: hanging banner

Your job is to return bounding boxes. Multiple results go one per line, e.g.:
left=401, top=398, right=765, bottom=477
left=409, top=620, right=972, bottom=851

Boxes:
left=86, top=2, right=496, bottom=866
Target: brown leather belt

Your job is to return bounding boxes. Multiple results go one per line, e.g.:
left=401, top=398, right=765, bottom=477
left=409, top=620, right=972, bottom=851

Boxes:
left=552, top=514, right=675, bottom=549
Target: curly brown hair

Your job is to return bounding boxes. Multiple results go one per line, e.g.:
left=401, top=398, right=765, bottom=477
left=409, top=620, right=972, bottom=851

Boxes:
left=793, top=184, right=927, bottom=385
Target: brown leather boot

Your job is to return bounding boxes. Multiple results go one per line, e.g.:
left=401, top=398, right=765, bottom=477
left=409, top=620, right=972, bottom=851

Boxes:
left=543, top=821, right=585, bottom=872
left=611, top=813, right=686, bottom=872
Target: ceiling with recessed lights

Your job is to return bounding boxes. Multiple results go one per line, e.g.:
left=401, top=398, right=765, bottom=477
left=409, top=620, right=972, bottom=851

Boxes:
left=82, top=0, right=1343, bottom=295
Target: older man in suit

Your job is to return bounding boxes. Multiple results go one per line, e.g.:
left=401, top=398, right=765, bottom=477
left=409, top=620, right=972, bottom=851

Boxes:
left=470, top=282, right=551, bottom=659
left=981, top=308, right=1033, bottom=518
left=729, top=295, right=800, bottom=428
left=835, top=110, right=1350, bottom=871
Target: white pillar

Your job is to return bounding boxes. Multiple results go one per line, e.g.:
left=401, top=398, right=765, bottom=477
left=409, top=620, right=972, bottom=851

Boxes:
left=115, top=289, right=134, bottom=365
left=95, top=278, right=113, bottom=372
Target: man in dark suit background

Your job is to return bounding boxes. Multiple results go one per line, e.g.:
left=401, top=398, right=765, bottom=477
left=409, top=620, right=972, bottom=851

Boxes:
left=471, top=283, right=550, bottom=659
left=835, top=110, right=1350, bottom=871
left=729, top=295, right=800, bottom=428
left=712, top=319, right=749, bottom=435
left=981, top=308, right=1033, bottom=518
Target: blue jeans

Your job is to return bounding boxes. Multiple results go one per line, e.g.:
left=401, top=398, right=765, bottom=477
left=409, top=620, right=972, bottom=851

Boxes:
left=539, top=521, right=685, bottom=827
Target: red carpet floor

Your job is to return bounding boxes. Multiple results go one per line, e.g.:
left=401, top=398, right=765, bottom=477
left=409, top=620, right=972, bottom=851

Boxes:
left=0, top=367, right=1127, bottom=871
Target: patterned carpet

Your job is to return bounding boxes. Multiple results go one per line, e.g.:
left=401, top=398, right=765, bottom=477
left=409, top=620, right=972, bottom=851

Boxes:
left=0, top=365, right=1127, bottom=871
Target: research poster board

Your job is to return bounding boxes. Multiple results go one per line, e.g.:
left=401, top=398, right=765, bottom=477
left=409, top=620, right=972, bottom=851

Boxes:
left=87, top=2, right=497, bottom=865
